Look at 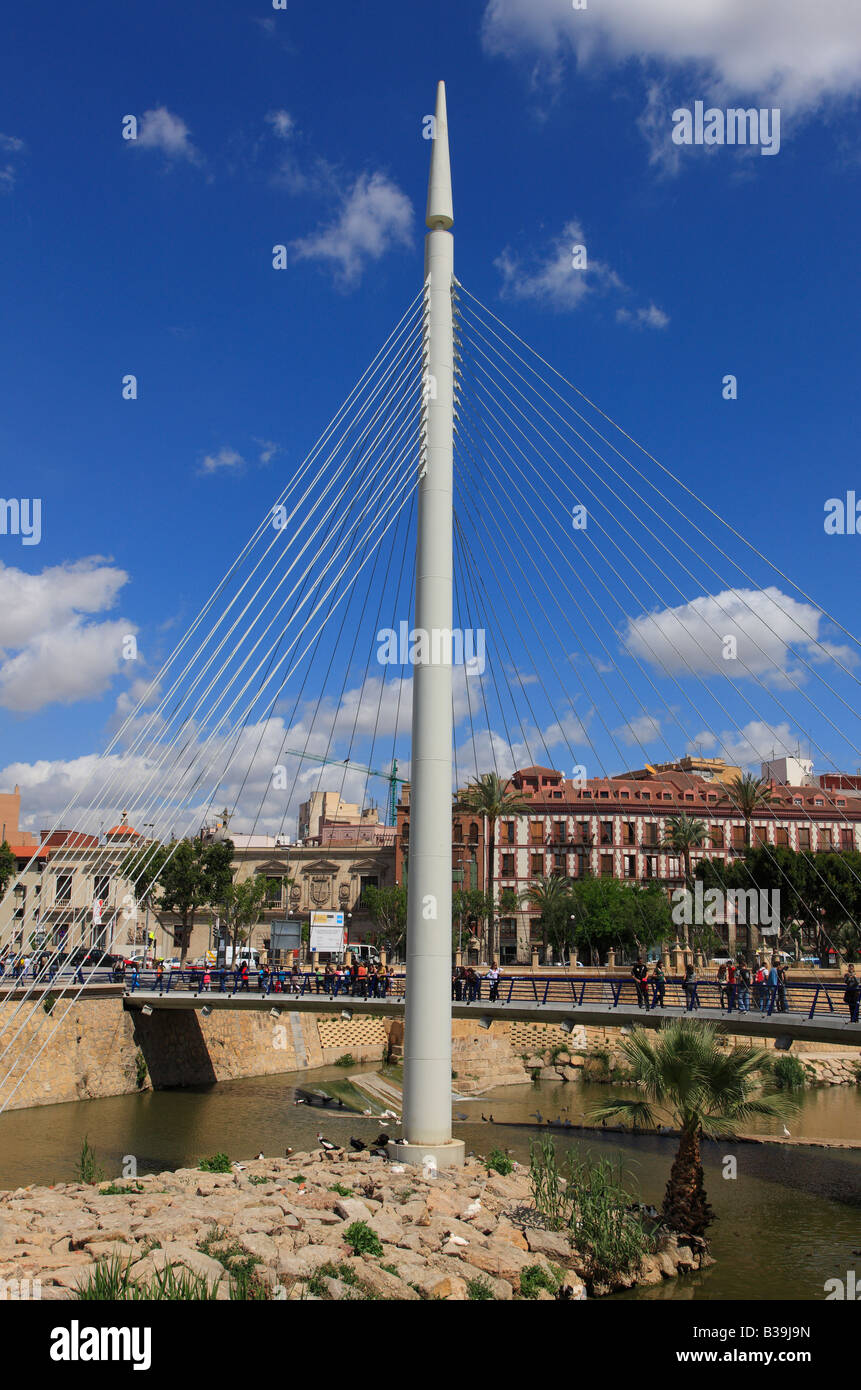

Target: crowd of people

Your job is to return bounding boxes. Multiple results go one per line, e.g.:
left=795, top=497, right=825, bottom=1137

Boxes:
left=451, top=963, right=501, bottom=1003
left=629, top=955, right=820, bottom=1015
left=186, top=959, right=397, bottom=998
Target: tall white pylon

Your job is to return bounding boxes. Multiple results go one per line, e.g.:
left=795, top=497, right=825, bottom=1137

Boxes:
left=393, top=82, right=465, bottom=1169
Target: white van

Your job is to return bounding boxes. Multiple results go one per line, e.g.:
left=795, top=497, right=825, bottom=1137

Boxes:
left=343, top=943, right=381, bottom=966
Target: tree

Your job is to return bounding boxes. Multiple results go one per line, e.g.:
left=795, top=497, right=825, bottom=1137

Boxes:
left=721, top=773, right=774, bottom=849
left=362, top=884, right=408, bottom=958
left=590, top=1018, right=794, bottom=1239
left=661, top=815, right=710, bottom=950
left=458, top=773, right=531, bottom=965
left=567, top=877, right=632, bottom=964
left=0, top=841, right=16, bottom=899
left=220, top=875, right=269, bottom=960
left=129, top=836, right=234, bottom=963
left=452, top=888, right=495, bottom=959
left=519, top=874, right=574, bottom=962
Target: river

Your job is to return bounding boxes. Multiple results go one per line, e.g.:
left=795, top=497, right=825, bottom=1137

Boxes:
left=0, top=1070, right=858, bottom=1301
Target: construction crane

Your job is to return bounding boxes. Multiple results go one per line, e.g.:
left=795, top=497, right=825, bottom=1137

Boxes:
left=282, top=750, right=406, bottom=827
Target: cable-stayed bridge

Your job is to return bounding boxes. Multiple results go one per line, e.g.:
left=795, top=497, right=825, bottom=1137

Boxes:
left=2, top=83, right=861, bottom=1152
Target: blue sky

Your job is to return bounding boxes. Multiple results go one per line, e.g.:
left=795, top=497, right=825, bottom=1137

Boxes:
left=2, top=0, right=861, bottom=836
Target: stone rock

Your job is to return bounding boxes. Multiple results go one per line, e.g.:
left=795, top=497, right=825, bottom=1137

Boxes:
left=276, top=1246, right=343, bottom=1279
left=342, top=1256, right=419, bottom=1300
left=367, top=1210, right=402, bottom=1244
left=333, top=1198, right=373, bottom=1223
left=524, top=1227, right=570, bottom=1260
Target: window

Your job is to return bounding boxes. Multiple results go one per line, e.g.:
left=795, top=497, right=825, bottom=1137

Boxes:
left=553, top=852, right=566, bottom=875
left=643, top=822, right=659, bottom=847
left=553, top=820, right=566, bottom=845
left=819, top=827, right=833, bottom=850
left=600, top=854, right=614, bottom=878
left=600, top=821, right=613, bottom=845
left=641, top=791, right=651, bottom=801
left=666, top=856, right=681, bottom=878
left=841, top=829, right=854, bottom=850
left=501, top=853, right=514, bottom=876
left=775, top=827, right=790, bottom=848
left=663, top=793, right=673, bottom=801
left=837, top=799, right=846, bottom=808
left=93, top=875, right=110, bottom=903
left=599, top=790, right=609, bottom=799
left=503, top=821, right=515, bottom=845
left=265, top=877, right=283, bottom=906
left=814, top=799, right=824, bottom=807
left=625, top=855, right=636, bottom=878
left=798, top=828, right=811, bottom=850
left=55, top=873, right=72, bottom=904
left=731, top=825, right=745, bottom=848
left=623, top=821, right=636, bottom=846
left=620, top=790, right=630, bottom=800
left=468, top=822, right=479, bottom=843
left=530, top=821, right=544, bottom=845
left=531, top=852, right=544, bottom=876
left=453, top=821, right=463, bottom=842
left=645, top=856, right=657, bottom=880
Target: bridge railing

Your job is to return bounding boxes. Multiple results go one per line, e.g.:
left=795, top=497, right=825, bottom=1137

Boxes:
left=118, top=968, right=859, bottom=1022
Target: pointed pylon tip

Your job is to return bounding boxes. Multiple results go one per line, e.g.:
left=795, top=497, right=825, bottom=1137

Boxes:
left=426, top=80, right=453, bottom=231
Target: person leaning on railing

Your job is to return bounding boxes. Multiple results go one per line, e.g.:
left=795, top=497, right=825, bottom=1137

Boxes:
left=844, top=964, right=860, bottom=1023
left=650, top=958, right=666, bottom=1009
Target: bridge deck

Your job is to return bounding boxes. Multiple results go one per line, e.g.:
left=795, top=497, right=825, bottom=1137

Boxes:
left=124, top=991, right=861, bottom=1048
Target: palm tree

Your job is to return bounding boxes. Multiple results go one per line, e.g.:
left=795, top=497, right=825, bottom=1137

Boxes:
left=458, top=772, right=531, bottom=964
left=519, top=874, right=574, bottom=963
left=722, top=773, right=774, bottom=848
left=590, top=1018, right=794, bottom=1239
left=661, top=814, right=710, bottom=953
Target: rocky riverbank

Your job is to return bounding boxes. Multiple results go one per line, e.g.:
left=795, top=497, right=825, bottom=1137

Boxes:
left=0, top=1148, right=713, bottom=1301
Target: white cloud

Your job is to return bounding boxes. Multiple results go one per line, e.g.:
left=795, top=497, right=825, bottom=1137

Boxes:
left=623, top=587, right=835, bottom=681
left=495, top=220, right=624, bottom=311
left=616, top=303, right=670, bottom=330
left=711, top=720, right=799, bottom=772
left=253, top=437, right=281, bottom=465
left=199, top=446, right=245, bottom=475
left=0, top=558, right=134, bottom=713
left=266, top=109, right=295, bottom=140
left=481, top=0, right=861, bottom=113
left=290, top=171, right=413, bottom=287
left=615, top=713, right=662, bottom=747
left=0, top=133, right=26, bottom=192
left=133, top=107, right=201, bottom=163
left=496, top=219, right=666, bottom=325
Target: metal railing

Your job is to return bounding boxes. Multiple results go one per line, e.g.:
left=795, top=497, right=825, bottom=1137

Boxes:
left=112, top=968, right=861, bottom=1022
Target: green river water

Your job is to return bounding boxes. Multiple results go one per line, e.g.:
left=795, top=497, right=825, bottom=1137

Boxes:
left=0, top=1069, right=858, bottom=1301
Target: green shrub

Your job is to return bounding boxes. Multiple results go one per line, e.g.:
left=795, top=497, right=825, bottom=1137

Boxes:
left=566, top=1156, right=655, bottom=1285
left=74, top=1136, right=104, bottom=1185
left=42, top=991, right=58, bottom=1015
left=99, top=1181, right=145, bottom=1195
left=772, top=1054, right=807, bottom=1090
left=198, top=1152, right=231, bottom=1173
left=344, top=1220, right=383, bottom=1257
left=75, top=1255, right=219, bottom=1301
left=134, top=1050, right=148, bottom=1088
left=520, top=1264, right=562, bottom=1300
left=528, top=1135, right=568, bottom=1231
left=248, top=1174, right=270, bottom=1186
left=466, top=1275, right=495, bottom=1300
left=486, top=1147, right=513, bottom=1176
left=328, top=1183, right=353, bottom=1197
left=334, top=1053, right=356, bottom=1067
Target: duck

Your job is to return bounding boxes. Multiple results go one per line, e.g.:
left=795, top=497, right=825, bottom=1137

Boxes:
left=373, top=1133, right=390, bottom=1148
left=284, top=1147, right=294, bottom=1157
left=349, top=1137, right=367, bottom=1152
left=255, top=1152, right=264, bottom=1160
left=317, top=1132, right=339, bottom=1153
